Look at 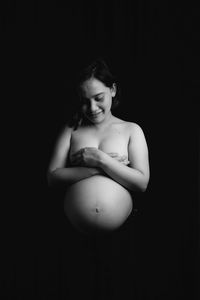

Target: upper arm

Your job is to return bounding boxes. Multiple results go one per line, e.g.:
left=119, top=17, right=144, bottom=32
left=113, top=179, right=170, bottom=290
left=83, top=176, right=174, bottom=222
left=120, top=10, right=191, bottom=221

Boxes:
left=128, top=123, right=150, bottom=182
left=48, top=126, right=73, bottom=173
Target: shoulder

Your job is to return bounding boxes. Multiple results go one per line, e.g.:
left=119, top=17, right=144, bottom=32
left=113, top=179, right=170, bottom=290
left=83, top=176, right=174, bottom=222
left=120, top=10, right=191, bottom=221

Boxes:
left=126, top=122, right=144, bottom=132
left=123, top=122, right=147, bottom=142
left=55, top=124, right=74, bottom=146
left=125, top=122, right=148, bottom=153
left=60, top=124, right=73, bottom=135
left=61, top=124, right=73, bottom=137
left=111, top=117, right=144, bottom=136
left=116, top=119, right=144, bottom=134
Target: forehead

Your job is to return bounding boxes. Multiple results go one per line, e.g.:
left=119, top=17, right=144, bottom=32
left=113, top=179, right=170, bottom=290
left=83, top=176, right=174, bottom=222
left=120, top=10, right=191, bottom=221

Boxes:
left=80, top=78, right=108, bottom=97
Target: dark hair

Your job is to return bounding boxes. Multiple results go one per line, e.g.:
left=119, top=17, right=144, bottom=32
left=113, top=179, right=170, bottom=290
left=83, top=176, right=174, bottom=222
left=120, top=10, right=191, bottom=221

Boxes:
left=68, top=58, right=121, bottom=130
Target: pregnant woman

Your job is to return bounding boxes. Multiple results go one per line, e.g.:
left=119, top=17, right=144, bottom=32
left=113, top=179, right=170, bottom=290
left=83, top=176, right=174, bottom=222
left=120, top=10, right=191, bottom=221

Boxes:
left=47, top=58, right=150, bottom=236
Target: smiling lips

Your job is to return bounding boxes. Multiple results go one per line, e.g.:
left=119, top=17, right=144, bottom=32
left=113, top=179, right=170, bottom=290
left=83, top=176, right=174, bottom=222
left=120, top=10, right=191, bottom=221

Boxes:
left=89, top=110, right=103, bottom=117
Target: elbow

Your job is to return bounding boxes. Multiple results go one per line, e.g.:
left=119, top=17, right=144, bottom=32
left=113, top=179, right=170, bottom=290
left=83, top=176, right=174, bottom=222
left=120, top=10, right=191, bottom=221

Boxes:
left=135, top=184, right=147, bottom=193
left=47, top=168, right=70, bottom=188
left=133, top=176, right=149, bottom=193
left=129, top=183, right=147, bottom=193
left=47, top=169, right=57, bottom=187
left=140, top=183, right=148, bottom=192
left=130, top=169, right=150, bottom=193
left=140, top=177, right=150, bottom=192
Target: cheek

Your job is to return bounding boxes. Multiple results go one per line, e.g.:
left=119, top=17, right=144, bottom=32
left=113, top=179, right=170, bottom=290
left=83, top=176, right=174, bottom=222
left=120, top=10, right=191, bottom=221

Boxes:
left=105, top=98, right=112, bottom=109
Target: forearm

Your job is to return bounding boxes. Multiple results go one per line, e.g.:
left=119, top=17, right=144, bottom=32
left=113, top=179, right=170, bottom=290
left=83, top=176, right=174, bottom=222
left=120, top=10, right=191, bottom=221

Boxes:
left=99, top=155, right=149, bottom=192
left=47, top=167, right=102, bottom=188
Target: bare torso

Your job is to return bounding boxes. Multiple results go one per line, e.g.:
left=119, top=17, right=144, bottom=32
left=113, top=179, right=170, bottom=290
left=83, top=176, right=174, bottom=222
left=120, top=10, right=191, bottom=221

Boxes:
left=64, top=117, right=133, bottom=235
left=68, top=117, right=130, bottom=161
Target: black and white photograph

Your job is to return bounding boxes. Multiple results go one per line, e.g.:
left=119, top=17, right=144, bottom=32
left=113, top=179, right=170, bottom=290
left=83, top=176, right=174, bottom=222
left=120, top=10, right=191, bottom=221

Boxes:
left=1, top=1, right=199, bottom=300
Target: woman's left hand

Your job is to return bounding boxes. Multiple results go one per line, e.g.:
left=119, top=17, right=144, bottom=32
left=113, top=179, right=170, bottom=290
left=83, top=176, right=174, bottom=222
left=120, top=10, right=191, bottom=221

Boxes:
left=71, top=147, right=105, bottom=168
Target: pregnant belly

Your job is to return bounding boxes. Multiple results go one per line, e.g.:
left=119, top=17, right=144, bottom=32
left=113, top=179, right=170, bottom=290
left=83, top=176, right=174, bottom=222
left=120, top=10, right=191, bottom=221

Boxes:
left=64, top=175, right=133, bottom=235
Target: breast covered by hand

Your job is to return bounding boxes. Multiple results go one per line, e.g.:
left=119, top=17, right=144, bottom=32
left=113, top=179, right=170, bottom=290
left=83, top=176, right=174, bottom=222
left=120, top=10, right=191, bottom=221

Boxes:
left=64, top=175, right=133, bottom=234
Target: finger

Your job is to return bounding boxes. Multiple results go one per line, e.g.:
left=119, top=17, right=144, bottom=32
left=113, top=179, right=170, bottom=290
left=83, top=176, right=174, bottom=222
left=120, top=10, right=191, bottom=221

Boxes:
left=114, top=156, right=126, bottom=161
left=121, top=160, right=130, bottom=165
left=117, top=155, right=129, bottom=161
left=121, top=162, right=129, bottom=165
left=71, top=152, right=81, bottom=160
left=115, top=157, right=124, bottom=161
left=120, top=155, right=127, bottom=159
left=72, top=159, right=83, bottom=166
left=71, top=152, right=81, bottom=157
left=107, top=152, right=119, bottom=157
left=71, top=148, right=86, bottom=156
left=71, top=154, right=82, bottom=164
left=85, top=147, right=98, bottom=150
left=107, top=152, right=119, bottom=155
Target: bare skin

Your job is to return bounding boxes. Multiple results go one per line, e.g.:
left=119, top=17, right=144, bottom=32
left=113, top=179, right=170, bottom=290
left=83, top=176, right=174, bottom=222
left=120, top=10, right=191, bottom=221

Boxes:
left=47, top=76, right=150, bottom=300
left=48, top=78, right=150, bottom=192
left=47, top=77, right=150, bottom=234
left=69, top=117, right=130, bottom=168
left=63, top=118, right=137, bottom=234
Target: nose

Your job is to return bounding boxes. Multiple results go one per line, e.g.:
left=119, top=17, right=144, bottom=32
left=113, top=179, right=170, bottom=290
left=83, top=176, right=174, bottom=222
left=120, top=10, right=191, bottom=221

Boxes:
left=88, top=99, right=98, bottom=112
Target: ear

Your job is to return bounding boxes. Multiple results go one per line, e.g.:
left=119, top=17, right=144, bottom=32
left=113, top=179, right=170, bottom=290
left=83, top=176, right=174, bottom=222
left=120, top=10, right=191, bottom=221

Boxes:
left=111, top=83, right=117, bottom=97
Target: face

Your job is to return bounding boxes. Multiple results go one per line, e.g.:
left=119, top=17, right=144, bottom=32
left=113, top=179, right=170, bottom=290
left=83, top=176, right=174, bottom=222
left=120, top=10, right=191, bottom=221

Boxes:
left=80, top=78, right=116, bottom=125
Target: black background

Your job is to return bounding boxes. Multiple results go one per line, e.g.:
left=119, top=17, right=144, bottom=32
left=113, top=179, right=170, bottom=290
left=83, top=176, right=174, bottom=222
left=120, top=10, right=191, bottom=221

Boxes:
left=1, top=1, right=199, bottom=299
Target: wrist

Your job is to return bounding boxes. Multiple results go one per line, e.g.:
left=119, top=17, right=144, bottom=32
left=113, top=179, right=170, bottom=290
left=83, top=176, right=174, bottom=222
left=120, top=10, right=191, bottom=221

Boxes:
left=98, top=152, right=109, bottom=169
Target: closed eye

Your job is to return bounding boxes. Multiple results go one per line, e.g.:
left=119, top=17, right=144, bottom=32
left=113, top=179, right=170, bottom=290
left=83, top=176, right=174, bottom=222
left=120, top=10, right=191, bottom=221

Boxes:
left=95, top=97, right=103, bottom=101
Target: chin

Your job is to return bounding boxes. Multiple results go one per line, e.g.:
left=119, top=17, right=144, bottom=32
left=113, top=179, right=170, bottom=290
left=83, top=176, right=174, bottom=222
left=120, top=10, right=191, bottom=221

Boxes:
left=87, top=116, right=104, bottom=124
